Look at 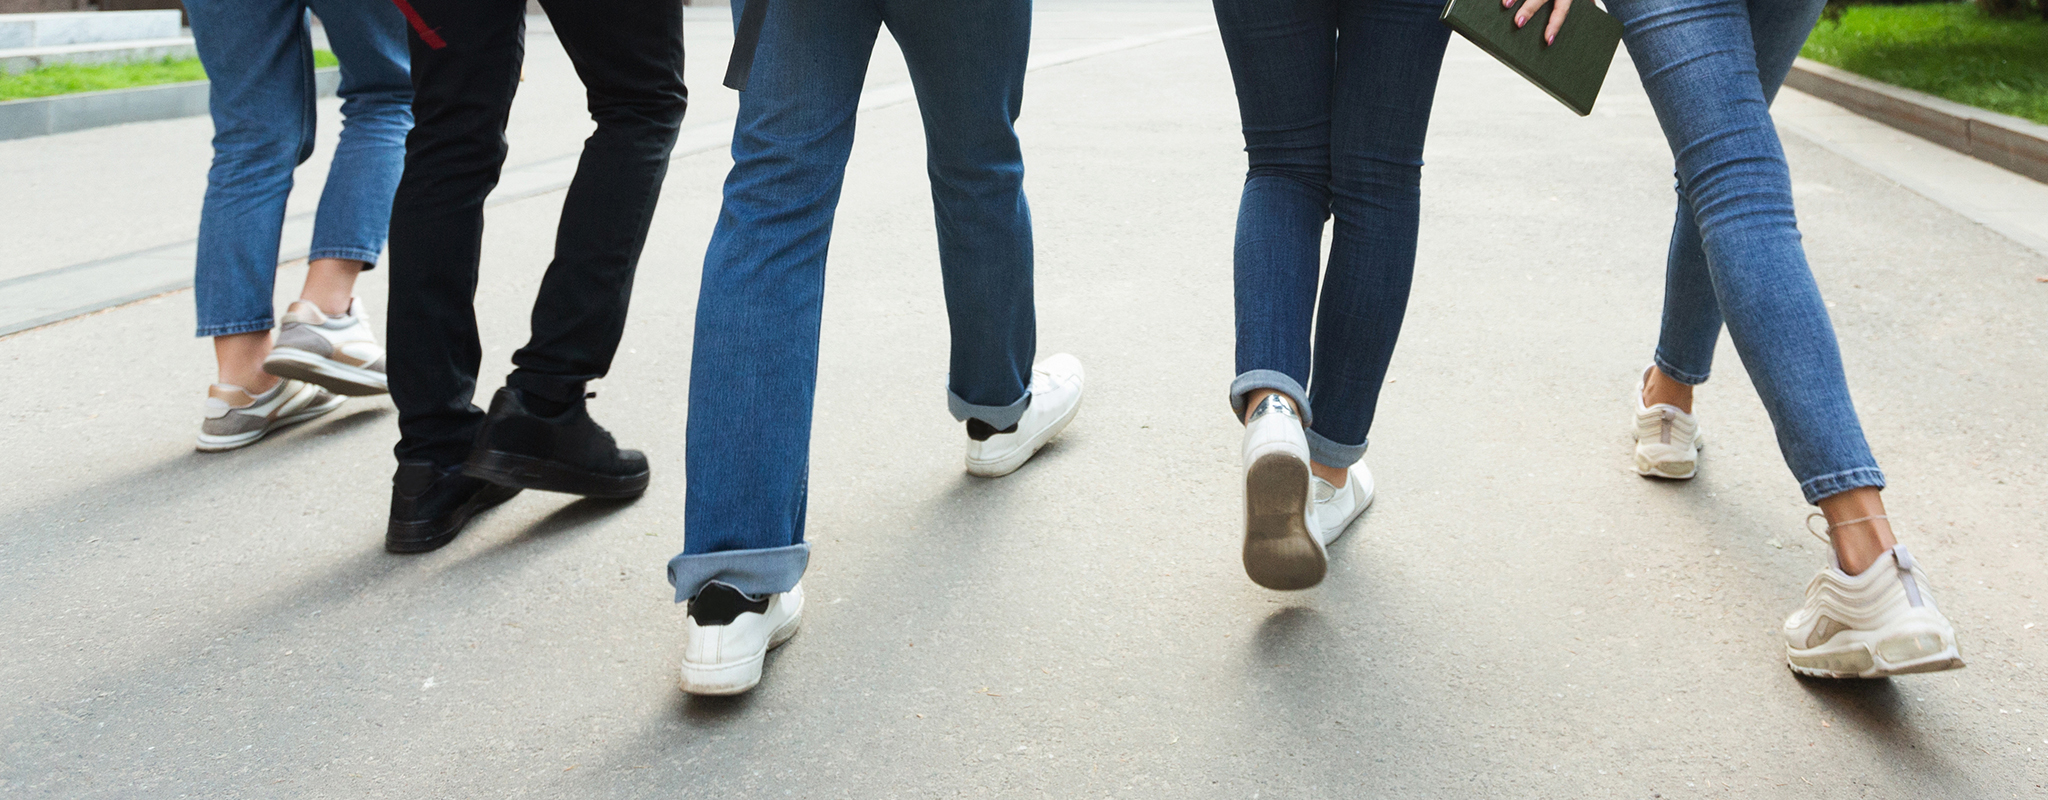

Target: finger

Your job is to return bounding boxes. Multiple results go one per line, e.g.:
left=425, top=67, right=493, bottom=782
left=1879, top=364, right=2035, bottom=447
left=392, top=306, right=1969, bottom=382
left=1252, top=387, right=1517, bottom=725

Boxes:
left=1515, top=0, right=1552, bottom=27
left=1545, top=0, right=1573, bottom=44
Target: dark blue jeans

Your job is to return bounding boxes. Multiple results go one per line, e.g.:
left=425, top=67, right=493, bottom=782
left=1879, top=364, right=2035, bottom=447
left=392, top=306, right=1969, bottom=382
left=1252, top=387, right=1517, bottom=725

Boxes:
left=1615, top=0, right=1885, bottom=503
left=1215, top=0, right=1451, bottom=469
left=669, top=0, right=1036, bottom=601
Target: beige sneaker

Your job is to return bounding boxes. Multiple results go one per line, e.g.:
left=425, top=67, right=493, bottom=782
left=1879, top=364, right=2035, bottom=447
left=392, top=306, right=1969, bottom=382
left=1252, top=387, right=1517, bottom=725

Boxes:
left=1783, top=519, right=1964, bottom=678
left=263, top=298, right=388, bottom=396
left=1633, top=365, right=1702, bottom=479
left=196, top=379, right=345, bottom=452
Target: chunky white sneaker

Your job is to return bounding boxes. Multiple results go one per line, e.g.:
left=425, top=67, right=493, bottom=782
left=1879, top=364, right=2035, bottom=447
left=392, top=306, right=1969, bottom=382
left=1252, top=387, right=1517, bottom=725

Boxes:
left=1634, top=366, right=1703, bottom=479
left=196, top=379, right=345, bottom=452
left=965, top=353, right=1084, bottom=478
left=680, top=582, right=804, bottom=696
left=1783, top=524, right=1964, bottom=679
left=1313, top=462, right=1375, bottom=546
left=263, top=298, right=388, bottom=396
left=1240, top=393, right=1323, bottom=590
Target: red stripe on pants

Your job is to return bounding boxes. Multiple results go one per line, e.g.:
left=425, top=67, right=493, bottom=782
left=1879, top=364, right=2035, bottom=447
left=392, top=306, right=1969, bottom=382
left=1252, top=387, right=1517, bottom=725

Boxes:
left=388, top=0, right=448, bottom=49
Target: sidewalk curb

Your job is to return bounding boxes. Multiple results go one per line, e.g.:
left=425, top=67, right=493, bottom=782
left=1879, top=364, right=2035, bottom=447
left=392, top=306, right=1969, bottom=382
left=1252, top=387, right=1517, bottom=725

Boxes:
left=1785, top=57, right=2048, bottom=185
left=0, top=66, right=338, bottom=142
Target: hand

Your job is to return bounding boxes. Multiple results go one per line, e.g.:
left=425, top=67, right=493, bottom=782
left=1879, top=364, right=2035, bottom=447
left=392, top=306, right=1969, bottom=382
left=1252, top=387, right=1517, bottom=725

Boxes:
left=1503, top=0, right=1575, bottom=46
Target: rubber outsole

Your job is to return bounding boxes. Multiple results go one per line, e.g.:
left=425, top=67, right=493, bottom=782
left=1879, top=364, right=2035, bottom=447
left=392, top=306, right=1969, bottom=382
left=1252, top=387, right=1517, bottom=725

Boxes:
left=1787, top=629, right=1965, bottom=679
left=462, top=450, right=649, bottom=498
left=194, top=395, right=346, bottom=452
left=263, top=349, right=388, bottom=397
left=1242, top=451, right=1324, bottom=591
left=1634, top=431, right=1703, bottom=480
left=385, top=482, right=522, bottom=554
left=679, top=599, right=804, bottom=696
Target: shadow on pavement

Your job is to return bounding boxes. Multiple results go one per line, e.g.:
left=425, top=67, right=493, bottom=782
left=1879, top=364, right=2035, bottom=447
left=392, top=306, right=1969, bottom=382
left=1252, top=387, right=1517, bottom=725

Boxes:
left=1794, top=674, right=1980, bottom=796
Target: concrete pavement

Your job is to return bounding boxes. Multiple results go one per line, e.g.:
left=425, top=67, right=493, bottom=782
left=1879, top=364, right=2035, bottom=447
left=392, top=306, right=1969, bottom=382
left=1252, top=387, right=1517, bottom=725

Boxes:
left=2, top=2, right=2045, bottom=797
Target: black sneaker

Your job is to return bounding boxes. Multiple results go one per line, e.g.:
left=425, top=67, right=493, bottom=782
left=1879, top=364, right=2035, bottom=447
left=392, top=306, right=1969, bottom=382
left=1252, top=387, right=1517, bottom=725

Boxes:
left=461, top=387, right=650, bottom=498
left=387, top=460, right=521, bottom=553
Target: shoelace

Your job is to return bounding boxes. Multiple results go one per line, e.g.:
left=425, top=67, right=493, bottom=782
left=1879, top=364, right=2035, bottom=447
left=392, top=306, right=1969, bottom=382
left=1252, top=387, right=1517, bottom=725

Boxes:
left=1806, top=513, right=1923, bottom=608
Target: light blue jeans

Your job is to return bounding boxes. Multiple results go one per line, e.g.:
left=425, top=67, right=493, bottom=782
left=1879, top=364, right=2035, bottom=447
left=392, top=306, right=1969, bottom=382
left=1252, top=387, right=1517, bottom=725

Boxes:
left=186, top=0, right=411, bottom=337
left=1614, top=0, right=1884, bottom=504
left=670, top=0, right=1036, bottom=601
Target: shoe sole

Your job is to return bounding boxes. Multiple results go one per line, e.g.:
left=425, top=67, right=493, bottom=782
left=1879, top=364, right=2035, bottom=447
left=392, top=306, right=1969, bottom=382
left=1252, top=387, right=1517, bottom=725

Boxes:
left=385, top=483, right=523, bottom=554
left=463, top=450, right=649, bottom=498
left=679, top=597, right=805, bottom=696
left=1634, top=432, right=1703, bottom=480
left=1787, top=627, right=1965, bottom=679
left=1243, top=451, right=1325, bottom=591
left=966, top=391, right=1084, bottom=478
left=264, top=349, right=388, bottom=397
left=195, top=394, right=347, bottom=452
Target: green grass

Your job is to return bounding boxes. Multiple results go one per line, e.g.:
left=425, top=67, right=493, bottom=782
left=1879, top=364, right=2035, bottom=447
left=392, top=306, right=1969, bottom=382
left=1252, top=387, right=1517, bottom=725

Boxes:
left=0, top=50, right=338, bottom=102
left=1802, top=3, right=2048, bottom=124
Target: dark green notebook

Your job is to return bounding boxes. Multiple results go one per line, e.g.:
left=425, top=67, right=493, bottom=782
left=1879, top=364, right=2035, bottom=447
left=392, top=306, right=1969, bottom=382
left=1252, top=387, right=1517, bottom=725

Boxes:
left=1440, top=0, right=1623, bottom=116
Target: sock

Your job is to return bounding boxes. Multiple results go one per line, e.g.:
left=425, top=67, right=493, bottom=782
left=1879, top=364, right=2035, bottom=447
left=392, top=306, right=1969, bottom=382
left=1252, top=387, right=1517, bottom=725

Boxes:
left=966, top=419, right=1018, bottom=441
left=688, top=582, right=771, bottom=625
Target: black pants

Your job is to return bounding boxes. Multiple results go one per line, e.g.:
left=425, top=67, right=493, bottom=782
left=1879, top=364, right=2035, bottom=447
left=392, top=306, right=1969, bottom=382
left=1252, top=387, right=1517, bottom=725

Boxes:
left=387, top=0, right=687, bottom=467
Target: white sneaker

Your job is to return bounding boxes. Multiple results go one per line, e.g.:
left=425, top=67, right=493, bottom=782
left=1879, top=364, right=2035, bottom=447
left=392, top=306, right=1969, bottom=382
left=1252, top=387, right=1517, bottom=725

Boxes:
left=1783, top=539, right=1964, bottom=679
left=1633, top=365, right=1702, bottom=479
left=1313, top=462, right=1374, bottom=546
left=196, top=379, right=345, bottom=452
left=680, top=582, right=804, bottom=696
left=1240, top=393, right=1323, bottom=590
left=965, top=353, right=1084, bottom=478
left=263, top=298, right=388, bottom=396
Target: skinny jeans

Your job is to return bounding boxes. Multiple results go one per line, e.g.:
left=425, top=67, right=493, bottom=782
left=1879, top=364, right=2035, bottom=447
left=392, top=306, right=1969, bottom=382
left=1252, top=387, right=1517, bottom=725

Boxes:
left=1214, top=0, right=1452, bottom=468
left=1615, top=0, right=1885, bottom=503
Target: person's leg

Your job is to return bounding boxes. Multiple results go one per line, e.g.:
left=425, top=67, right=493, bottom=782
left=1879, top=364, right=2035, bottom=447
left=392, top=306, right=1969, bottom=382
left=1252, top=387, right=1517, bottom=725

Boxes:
left=1305, top=0, right=1452, bottom=478
left=184, top=0, right=319, bottom=391
left=387, top=0, right=527, bottom=469
left=1213, top=0, right=1340, bottom=590
left=1641, top=0, right=1825, bottom=414
left=673, top=0, right=883, bottom=602
left=503, top=0, right=688, bottom=409
left=301, top=0, right=413, bottom=314
left=1617, top=0, right=1889, bottom=561
left=260, top=0, right=413, bottom=399
left=1214, top=0, right=1333, bottom=428
left=883, top=0, right=1035, bottom=428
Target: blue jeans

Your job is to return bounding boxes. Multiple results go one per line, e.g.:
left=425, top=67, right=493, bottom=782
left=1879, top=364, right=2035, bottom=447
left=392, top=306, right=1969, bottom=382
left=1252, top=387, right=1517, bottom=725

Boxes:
left=186, top=0, right=411, bottom=337
left=1214, top=0, right=1452, bottom=469
left=669, top=0, right=1036, bottom=600
left=1614, top=0, right=1885, bottom=504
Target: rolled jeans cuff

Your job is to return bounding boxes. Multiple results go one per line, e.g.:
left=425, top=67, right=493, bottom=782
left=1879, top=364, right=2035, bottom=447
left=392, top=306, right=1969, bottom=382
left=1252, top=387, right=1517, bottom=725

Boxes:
left=1799, top=466, right=1886, bottom=506
left=1306, top=428, right=1367, bottom=468
left=948, top=388, right=1030, bottom=430
left=307, top=247, right=383, bottom=270
left=1652, top=350, right=1710, bottom=386
left=197, top=317, right=278, bottom=338
left=1229, top=369, right=1311, bottom=426
left=667, top=542, right=811, bottom=602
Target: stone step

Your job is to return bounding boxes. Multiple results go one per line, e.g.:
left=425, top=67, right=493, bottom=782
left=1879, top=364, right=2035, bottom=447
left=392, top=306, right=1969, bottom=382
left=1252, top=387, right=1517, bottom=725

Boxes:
left=0, top=37, right=198, bottom=75
left=0, top=10, right=182, bottom=49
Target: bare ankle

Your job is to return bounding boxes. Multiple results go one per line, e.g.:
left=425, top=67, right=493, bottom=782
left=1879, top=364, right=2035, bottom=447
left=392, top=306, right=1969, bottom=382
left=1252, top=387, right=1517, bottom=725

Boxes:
left=1642, top=366, right=1694, bottom=414
left=1817, top=487, right=1895, bottom=575
left=1311, top=460, right=1347, bottom=488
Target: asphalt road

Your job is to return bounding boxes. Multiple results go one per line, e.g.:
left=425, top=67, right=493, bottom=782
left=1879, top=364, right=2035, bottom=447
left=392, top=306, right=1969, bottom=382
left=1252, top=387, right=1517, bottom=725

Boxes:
left=2, top=2, right=2045, bottom=797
